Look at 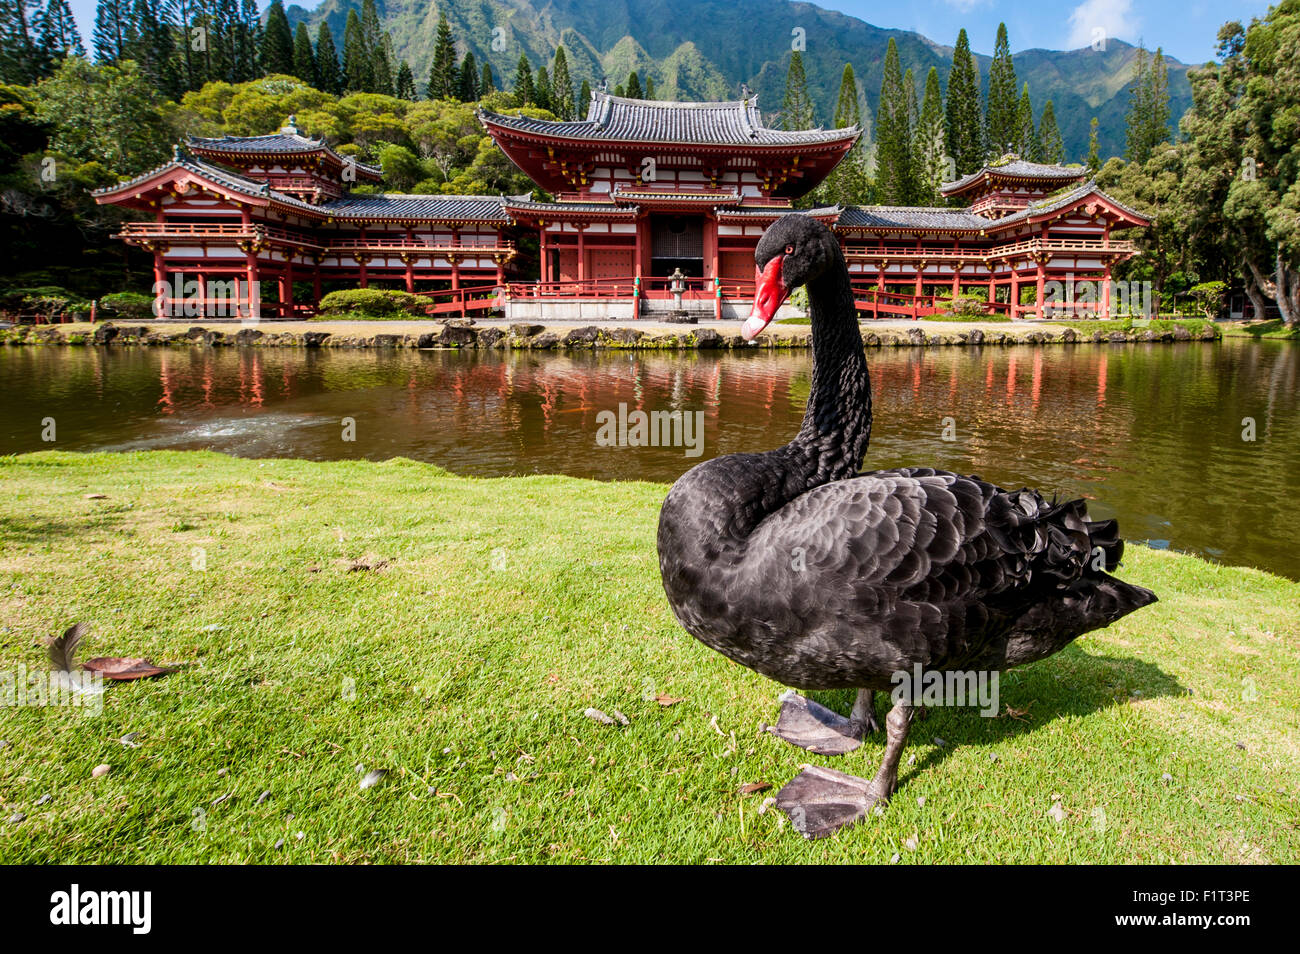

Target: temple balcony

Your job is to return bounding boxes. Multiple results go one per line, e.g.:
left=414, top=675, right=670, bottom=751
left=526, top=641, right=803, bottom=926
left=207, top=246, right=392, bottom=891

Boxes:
left=843, top=236, right=1135, bottom=263
left=112, top=222, right=515, bottom=256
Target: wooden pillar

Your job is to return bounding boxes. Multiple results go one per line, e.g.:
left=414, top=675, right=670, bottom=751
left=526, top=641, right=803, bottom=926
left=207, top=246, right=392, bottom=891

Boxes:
left=1035, top=258, right=1046, bottom=318
left=450, top=257, right=460, bottom=290
left=577, top=226, right=586, bottom=283
left=952, top=266, right=961, bottom=299
left=245, top=251, right=260, bottom=320
left=1010, top=270, right=1020, bottom=320
left=280, top=263, right=294, bottom=319
left=634, top=219, right=643, bottom=279
left=1102, top=263, right=1112, bottom=319
left=312, top=269, right=322, bottom=307
left=152, top=248, right=167, bottom=318
left=540, top=225, right=549, bottom=284
left=196, top=272, right=206, bottom=318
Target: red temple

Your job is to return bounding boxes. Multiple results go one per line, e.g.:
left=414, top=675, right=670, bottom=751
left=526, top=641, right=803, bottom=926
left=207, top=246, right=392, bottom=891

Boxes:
left=93, top=94, right=1148, bottom=321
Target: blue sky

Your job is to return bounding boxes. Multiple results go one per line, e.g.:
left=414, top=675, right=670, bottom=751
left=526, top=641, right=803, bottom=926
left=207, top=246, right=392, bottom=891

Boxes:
left=65, top=0, right=1272, bottom=65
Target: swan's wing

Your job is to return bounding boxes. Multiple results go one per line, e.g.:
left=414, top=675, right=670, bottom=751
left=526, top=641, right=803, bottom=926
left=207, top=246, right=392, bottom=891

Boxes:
left=737, top=470, right=1110, bottom=679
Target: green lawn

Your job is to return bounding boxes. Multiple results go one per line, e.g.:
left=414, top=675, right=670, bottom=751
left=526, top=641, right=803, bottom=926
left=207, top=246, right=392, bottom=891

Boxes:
left=1, top=451, right=1296, bottom=863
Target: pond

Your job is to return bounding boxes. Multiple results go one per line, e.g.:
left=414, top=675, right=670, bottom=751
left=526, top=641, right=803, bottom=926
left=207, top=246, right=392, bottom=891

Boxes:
left=2, top=338, right=1297, bottom=579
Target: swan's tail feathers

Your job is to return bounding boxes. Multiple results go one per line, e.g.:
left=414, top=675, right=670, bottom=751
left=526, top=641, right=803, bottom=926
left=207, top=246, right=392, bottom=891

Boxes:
left=987, top=491, right=1149, bottom=591
left=1083, top=574, right=1159, bottom=627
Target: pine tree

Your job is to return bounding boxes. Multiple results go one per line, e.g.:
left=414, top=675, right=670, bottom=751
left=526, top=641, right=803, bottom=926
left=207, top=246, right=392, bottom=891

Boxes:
left=232, top=0, right=261, bottom=83
left=914, top=65, right=947, bottom=203
left=534, top=65, right=552, bottom=110
left=480, top=60, right=494, bottom=94
left=875, top=38, right=913, bottom=205
left=511, top=54, right=533, bottom=105
left=985, top=22, right=1018, bottom=157
left=779, top=50, right=814, bottom=130
left=1125, top=44, right=1171, bottom=164
left=395, top=59, right=416, bottom=100
left=1014, top=83, right=1038, bottom=160
left=944, top=28, right=983, bottom=177
left=38, top=0, right=83, bottom=60
left=92, top=0, right=130, bottom=63
left=644, top=76, right=654, bottom=100
left=356, top=0, right=391, bottom=94
left=457, top=51, right=478, bottom=101
left=426, top=13, right=457, bottom=99
left=1038, top=99, right=1063, bottom=164
left=577, top=77, right=591, bottom=114
left=127, top=0, right=178, bottom=94
left=315, top=21, right=339, bottom=94
left=260, top=0, right=294, bottom=76
left=1087, top=116, right=1100, bottom=172
left=820, top=63, right=869, bottom=206
left=291, top=22, right=315, bottom=85
left=624, top=70, right=642, bottom=99
left=341, top=9, right=369, bottom=92
left=550, top=46, right=574, bottom=119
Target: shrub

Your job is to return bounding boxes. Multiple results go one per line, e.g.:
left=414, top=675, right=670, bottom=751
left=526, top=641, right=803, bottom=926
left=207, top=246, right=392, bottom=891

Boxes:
left=99, top=291, right=156, bottom=320
left=0, top=285, right=90, bottom=319
left=316, top=288, right=427, bottom=319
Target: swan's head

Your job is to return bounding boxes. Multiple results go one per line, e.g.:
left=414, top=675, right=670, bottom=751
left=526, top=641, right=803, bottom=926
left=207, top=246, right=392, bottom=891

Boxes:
left=743, top=214, right=840, bottom=341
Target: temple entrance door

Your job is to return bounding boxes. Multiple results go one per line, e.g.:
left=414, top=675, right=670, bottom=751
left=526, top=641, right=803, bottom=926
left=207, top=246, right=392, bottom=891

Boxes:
left=650, top=215, right=705, bottom=277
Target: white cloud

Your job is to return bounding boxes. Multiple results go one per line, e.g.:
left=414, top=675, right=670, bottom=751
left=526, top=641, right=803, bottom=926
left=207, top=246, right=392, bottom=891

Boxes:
left=942, top=0, right=989, bottom=12
left=1066, top=0, right=1141, bottom=49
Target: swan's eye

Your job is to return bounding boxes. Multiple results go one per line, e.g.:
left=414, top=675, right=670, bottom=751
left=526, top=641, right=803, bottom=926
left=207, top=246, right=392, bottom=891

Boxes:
left=785, top=245, right=795, bottom=255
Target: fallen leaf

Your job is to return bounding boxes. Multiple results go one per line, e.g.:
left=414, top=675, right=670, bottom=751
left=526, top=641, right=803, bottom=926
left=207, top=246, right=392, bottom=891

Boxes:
left=84, top=493, right=107, bottom=500
left=81, top=657, right=174, bottom=681
left=1048, top=801, right=1067, bottom=823
left=34, top=794, right=51, bottom=806
left=583, top=707, right=615, bottom=725
left=360, top=769, right=386, bottom=789
left=119, top=732, right=140, bottom=747
left=91, top=764, right=111, bottom=778
left=612, top=710, right=630, bottom=725
left=655, top=694, right=684, bottom=706
left=739, top=782, right=770, bottom=796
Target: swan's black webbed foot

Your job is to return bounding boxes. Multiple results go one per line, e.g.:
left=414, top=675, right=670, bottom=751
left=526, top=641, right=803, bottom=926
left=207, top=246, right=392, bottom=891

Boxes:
left=767, top=689, right=879, bottom=755
left=776, top=700, right=914, bottom=839
left=767, top=691, right=866, bottom=755
left=775, top=765, right=888, bottom=838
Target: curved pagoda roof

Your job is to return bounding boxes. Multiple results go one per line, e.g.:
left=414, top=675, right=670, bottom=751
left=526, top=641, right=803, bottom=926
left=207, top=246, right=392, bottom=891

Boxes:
left=479, top=90, right=860, bottom=148
left=187, top=117, right=382, bottom=182
left=940, top=156, right=1088, bottom=198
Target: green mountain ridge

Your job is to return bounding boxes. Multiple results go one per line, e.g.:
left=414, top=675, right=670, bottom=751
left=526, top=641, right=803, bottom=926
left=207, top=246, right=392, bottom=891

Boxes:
left=286, top=0, right=1196, bottom=161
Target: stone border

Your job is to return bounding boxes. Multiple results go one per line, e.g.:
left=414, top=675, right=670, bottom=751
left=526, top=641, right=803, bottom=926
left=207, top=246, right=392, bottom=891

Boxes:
left=1, top=321, right=1222, bottom=351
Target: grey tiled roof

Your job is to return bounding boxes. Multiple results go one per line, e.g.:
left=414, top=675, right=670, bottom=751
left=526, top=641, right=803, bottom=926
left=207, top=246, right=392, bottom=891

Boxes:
left=941, top=156, right=1088, bottom=194
left=187, top=126, right=382, bottom=178
left=503, top=198, right=639, bottom=216
left=95, top=157, right=519, bottom=224
left=480, top=92, right=860, bottom=147
left=986, top=180, right=1147, bottom=228
left=837, top=206, right=991, bottom=231
left=321, top=194, right=510, bottom=222
left=93, top=157, right=323, bottom=212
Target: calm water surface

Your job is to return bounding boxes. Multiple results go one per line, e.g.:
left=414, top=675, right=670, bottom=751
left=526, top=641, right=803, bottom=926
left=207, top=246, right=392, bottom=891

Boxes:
left=2, top=340, right=1297, bottom=579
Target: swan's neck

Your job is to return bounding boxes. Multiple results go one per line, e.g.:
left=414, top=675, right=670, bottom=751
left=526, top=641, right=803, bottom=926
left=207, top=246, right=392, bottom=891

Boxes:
left=788, top=260, right=872, bottom=486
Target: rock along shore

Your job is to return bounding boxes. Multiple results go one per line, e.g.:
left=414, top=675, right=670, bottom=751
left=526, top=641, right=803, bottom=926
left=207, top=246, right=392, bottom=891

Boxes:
left=0, top=319, right=1222, bottom=350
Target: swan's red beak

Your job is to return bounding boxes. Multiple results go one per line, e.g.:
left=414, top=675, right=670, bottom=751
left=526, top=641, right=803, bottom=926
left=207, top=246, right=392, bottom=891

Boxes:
left=743, top=254, right=788, bottom=341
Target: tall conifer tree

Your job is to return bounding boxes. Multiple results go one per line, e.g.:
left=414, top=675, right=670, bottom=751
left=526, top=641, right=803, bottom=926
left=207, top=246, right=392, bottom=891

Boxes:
left=875, top=38, right=913, bottom=205
left=985, top=22, right=1018, bottom=156
left=1038, top=100, right=1063, bottom=163
left=944, top=28, right=983, bottom=177
left=779, top=50, right=814, bottom=129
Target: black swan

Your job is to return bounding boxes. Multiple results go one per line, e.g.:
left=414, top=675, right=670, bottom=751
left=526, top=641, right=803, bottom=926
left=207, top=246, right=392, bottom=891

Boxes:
left=656, top=213, right=1157, bottom=839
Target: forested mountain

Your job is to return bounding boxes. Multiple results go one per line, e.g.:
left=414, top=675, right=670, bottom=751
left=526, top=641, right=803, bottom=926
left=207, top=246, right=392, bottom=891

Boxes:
left=288, top=0, right=1194, bottom=160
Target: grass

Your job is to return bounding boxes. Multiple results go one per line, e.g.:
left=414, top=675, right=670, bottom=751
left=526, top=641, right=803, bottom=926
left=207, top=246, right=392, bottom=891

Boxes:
left=1, top=451, right=1297, bottom=864
left=1223, top=319, right=1300, bottom=340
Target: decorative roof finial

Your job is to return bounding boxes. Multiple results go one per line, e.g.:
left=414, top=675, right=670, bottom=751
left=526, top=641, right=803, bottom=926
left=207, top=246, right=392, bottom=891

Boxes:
left=282, top=114, right=300, bottom=135
left=599, top=77, right=608, bottom=92
left=740, top=82, right=751, bottom=99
